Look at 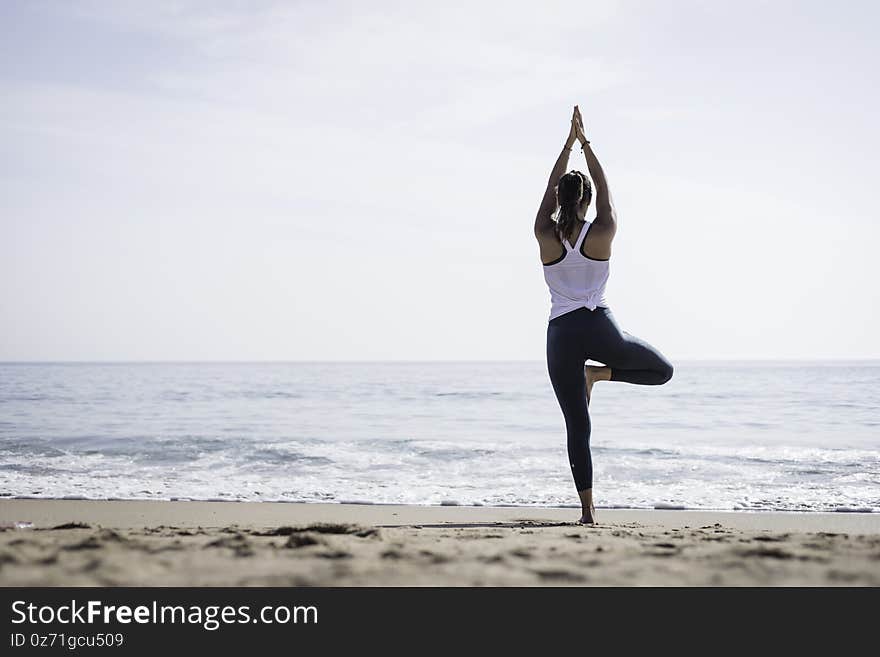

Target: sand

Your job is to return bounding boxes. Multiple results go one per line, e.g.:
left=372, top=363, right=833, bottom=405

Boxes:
left=1, top=500, right=879, bottom=586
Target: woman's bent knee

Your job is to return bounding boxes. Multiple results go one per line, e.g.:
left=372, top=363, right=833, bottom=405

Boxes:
left=660, top=361, right=674, bottom=384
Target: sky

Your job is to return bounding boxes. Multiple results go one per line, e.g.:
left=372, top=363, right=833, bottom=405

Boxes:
left=1, top=0, right=878, bottom=361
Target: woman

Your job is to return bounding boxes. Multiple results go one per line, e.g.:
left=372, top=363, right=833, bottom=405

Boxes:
left=534, top=105, right=674, bottom=525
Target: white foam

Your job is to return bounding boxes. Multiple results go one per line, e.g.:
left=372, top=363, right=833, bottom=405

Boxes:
left=2, top=361, right=879, bottom=514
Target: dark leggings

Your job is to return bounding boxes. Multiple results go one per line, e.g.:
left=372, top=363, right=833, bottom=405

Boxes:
left=546, top=306, right=674, bottom=492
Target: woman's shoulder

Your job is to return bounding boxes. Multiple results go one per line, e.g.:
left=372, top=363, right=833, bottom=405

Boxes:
left=580, top=220, right=613, bottom=260
left=537, top=228, right=566, bottom=266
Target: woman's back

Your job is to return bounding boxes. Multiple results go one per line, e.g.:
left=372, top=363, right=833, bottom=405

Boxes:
left=542, top=219, right=610, bottom=322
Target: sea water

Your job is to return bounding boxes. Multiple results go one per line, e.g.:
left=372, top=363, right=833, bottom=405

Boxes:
left=0, top=361, right=877, bottom=512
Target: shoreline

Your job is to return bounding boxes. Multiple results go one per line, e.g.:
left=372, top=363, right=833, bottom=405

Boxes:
left=2, top=500, right=879, bottom=586
left=4, top=496, right=876, bottom=512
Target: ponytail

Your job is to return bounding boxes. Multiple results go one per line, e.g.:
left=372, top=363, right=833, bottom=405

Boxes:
left=555, top=172, right=586, bottom=243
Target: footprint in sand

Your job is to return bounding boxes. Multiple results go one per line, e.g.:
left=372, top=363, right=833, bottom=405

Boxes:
left=283, top=533, right=322, bottom=549
left=532, top=569, right=587, bottom=582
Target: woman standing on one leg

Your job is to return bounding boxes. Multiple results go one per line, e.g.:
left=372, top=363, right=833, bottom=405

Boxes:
left=534, top=106, right=674, bottom=525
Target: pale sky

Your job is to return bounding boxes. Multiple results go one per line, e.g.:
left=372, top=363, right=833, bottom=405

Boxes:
left=2, top=0, right=878, bottom=361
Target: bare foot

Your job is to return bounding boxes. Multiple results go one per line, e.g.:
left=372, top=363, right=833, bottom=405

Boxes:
left=578, top=505, right=598, bottom=525
left=584, top=365, right=600, bottom=405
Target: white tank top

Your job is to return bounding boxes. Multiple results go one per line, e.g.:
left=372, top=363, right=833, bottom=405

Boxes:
left=542, top=220, right=610, bottom=321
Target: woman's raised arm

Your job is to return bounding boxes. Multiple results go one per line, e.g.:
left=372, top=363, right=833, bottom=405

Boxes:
left=533, top=108, right=579, bottom=237
left=575, top=106, right=617, bottom=238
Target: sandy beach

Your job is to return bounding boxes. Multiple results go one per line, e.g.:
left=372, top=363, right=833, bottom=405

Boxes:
left=0, top=500, right=878, bottom=586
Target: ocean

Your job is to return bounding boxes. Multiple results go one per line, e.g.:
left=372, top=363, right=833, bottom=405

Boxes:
left=0, top=361, right=877, bottom=513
